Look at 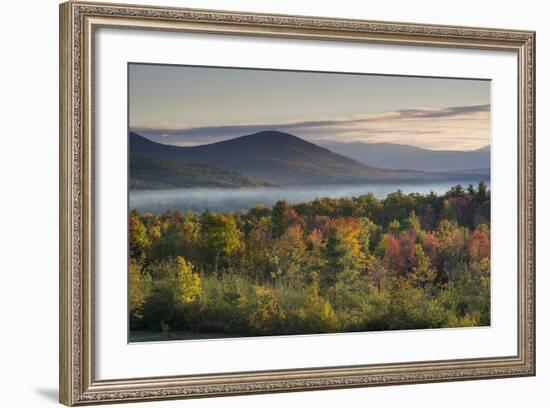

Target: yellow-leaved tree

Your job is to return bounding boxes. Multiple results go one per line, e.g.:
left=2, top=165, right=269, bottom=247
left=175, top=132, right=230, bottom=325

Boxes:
left=176, top=256, right=202, bottom=304
left=129, top=261, right=151, bottom=320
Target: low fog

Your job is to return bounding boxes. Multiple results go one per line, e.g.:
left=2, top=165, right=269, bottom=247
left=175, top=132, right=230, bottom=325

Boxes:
left=129, top=180, right=489, bottom=214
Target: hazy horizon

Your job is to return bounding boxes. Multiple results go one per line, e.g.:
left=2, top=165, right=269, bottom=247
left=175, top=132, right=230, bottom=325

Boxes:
left=132, top=129, right=490, bottom=153
left=129, top=63, right=491, bottom=151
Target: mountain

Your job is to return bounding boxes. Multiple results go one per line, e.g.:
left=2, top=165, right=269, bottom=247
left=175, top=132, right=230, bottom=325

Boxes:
left=130, top=131, right=488, bottom=186
left=319, top=141, right=490, bottom=172
left=473, top=145, right=491, bottom=153
left=130, top=156, right=268, bottom=189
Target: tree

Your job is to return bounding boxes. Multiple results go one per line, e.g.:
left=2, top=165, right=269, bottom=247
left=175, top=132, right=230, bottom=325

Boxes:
left=404, top=211, right=422, bottom=237
left=399, top=229, right=418, bottom=274
left=306, top=227, right=326, bottom=272
left=202, top=212, right=243, bottom=274
left=383, top=233, right=402, bottom=273
left=388, top=219, right=401, bottom=235
left=440, top=199, right=457, bottom=222
left=141, top=256, right=201, bottom=331
left=129, top=261, right=152, bottom=322
left=469, top=226, right=490, bottom=263
left=244, top=216, right=273, bottom=281
left=383, top=190, right=416, bottom=226
left=476, top=181, right=489, bottom=203
left=179, top=211, right=202, bottom=258
left=354, top=192, right=383, bottom=221
left=303, top=274, right=339, bottom=332
left=367, top=258, right=389, bottom=294
left=271, top=200, right=291, bottom=238
left=448, top=184, right=466, bottom=198
left=246, top=286, right=285, bottom=333
left=436, top=219, right=468, bottom=309
left=358, top=217, right=381, bottom=254
left=410, top=244, right=436, bottom=289
left=129, top=211, right=150, bottom=260
left=321, top=218, right=365, bottom=298
left=421, top=231, right=439, bottom=266
left=271, top=224, right=307, bottom=283
left=176, top=256, right=202, bottom=303
left=382, top=229, right=417, bottom=276
left=436, top=219, right=467, bottom=272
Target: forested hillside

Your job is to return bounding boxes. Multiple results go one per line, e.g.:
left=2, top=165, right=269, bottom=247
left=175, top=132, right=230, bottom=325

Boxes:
left=130, top=155, right=268, bottom=189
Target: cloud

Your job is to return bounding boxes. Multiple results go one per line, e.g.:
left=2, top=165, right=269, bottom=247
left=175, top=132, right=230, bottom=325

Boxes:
left=132, top=104, right=490, bottom=151
left=395, top=104, right=490, bottom=119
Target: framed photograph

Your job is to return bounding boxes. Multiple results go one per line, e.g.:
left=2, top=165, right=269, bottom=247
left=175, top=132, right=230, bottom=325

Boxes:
left=59, top=1, right=536, bottom=405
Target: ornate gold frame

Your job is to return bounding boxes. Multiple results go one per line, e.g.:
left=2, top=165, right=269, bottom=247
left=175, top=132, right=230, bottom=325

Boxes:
left=59, top=1, right=536, bottom=405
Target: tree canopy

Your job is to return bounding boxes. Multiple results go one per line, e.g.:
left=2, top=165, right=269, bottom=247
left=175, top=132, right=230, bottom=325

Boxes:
left=129, top=183, right=491, bottom=339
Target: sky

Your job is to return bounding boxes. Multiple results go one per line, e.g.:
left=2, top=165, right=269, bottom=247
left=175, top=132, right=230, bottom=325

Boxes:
left=129, top=63, right=491, bottom=151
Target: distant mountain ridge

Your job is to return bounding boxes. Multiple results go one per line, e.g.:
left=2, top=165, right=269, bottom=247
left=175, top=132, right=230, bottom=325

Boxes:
left=130, top=130, right=489, bottom=187
left=320, top=141, right=490, bottom=172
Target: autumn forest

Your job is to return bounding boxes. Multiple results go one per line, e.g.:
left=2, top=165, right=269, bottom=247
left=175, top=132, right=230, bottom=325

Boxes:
left=129, top=182, right=491, bottom=341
